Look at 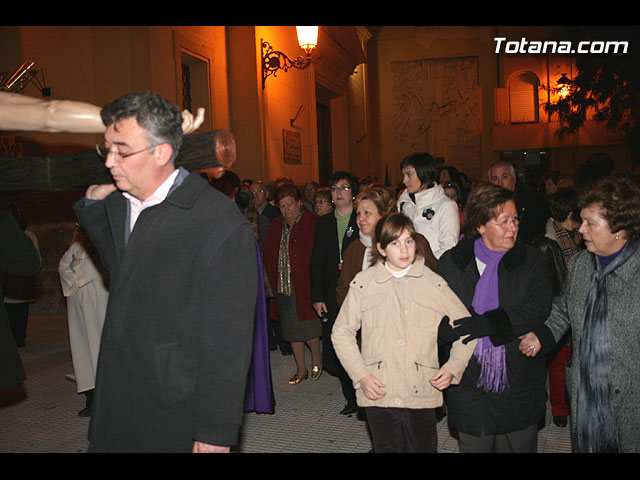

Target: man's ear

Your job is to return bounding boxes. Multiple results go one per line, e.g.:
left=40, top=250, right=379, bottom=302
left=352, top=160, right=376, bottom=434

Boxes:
left=154, top=143, right=174, bottom=168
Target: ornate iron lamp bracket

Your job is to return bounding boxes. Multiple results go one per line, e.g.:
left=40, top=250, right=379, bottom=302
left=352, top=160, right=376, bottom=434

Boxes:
left=261, top=39, right=313, bottom=89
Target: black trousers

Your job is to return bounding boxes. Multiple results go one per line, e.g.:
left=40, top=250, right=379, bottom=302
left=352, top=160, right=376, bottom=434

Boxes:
left=365, top=407, right=437, bottom=453
left=5, top=302, right=29, bottom=346
left=458, top=423, right=538, bottom=453
left=322, top=317, right=357, bottom=408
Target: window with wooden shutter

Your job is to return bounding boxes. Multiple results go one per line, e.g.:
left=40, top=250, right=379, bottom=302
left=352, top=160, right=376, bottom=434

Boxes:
left=509, top=72, right=540, bottom=123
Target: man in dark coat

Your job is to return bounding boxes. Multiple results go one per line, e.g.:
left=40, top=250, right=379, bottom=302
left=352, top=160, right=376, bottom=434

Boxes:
left=73, top=93, right=257, bottom=453
left=488, top=161, right=550, bottom=244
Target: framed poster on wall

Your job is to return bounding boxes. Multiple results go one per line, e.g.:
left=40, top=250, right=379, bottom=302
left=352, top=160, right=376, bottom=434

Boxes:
left=283, top=129, right=302, bottom=164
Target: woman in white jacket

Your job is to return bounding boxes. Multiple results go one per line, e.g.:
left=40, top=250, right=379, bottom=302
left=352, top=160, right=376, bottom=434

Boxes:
left=58, top=225, right=109, bottom=417
left=397, top=153, right=460, bottom=259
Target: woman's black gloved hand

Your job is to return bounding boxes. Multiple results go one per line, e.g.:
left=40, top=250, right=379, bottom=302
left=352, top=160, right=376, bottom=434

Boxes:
left=453, top=307, right=513, bottom=346
left=438, top=315, right=461, bottom=345
left=453, top=312, right=488, bottom=344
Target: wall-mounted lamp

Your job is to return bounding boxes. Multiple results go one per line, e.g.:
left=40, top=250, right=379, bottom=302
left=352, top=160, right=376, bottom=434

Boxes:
left=262, top=26, right=319, bottom=89
left=556, top=73, right=571, bottom=100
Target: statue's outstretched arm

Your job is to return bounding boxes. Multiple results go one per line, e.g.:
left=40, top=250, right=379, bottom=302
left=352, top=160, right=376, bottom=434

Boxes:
left=0, top=92, right=204, bottom=134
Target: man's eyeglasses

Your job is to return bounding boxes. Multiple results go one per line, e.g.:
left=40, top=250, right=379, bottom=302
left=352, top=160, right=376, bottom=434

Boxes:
left=489, top=216, right=521, bottom=227
left=96, top=141, right=158, bottom=160
left=330, top=184, right=351, bottom=192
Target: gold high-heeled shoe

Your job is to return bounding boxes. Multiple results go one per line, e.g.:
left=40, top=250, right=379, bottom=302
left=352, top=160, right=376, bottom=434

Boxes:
left=310, top=365, right=323, bottom=381
left=288, top=371, right=308, bottom=385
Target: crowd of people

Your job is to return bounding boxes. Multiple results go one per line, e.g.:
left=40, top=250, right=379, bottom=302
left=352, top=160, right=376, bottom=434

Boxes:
left=2, top=90, right=639, bottom=454
left=238, top=150, right=640, bottom=453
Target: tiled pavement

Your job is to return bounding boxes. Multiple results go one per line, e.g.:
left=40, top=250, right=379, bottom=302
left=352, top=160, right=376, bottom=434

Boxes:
left=0, top=315, right=573, bottom=453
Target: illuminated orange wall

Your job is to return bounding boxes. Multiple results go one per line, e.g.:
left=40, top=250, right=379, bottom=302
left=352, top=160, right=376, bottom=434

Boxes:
left=253, top=26, right=319, bottom=184
left=372, top=26, right=500, bottom=186
left=1, top=26, right=327, bottom=185
left=370, top=26, right=632, bottom=186
left=1, top=26, right=632, bottom=190
left=227, top=26, right=373, bottom=185
left=0, top=26, right=230, bottom=155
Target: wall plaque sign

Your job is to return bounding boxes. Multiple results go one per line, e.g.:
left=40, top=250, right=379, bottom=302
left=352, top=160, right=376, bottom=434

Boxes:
left=283, top=129, right=302, bottom=164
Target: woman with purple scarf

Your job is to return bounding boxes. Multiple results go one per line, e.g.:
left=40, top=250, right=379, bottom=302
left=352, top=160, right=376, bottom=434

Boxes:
left=437, top=183, right=554, bottom=452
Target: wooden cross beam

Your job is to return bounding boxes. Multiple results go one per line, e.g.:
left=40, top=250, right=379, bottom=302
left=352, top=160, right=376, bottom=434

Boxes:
left=0, top=130, right=236, bottom=192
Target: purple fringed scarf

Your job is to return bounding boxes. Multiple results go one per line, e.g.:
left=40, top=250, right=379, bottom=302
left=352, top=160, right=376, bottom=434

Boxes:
left=472, top=238, right=509, bottom=393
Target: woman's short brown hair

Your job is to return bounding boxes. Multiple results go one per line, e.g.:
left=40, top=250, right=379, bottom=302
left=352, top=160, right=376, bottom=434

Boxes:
left=372, top=212, right=427, bottom=264
left=463, top=183, right=515, bottom=240
left=354, top=186, right=396, bottom=216
left=549, top=188, right=577, bottom=222
left=275, top=183, right=301, bottom=204
left=576, top=174, right=640, bottom=240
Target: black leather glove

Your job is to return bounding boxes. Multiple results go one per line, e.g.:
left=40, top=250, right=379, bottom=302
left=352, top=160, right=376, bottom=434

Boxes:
left=453, top=307, right=513, bottom=346
left=453, top=313, right=488, bottom=344
left=438, top=315, right=461, bottom=345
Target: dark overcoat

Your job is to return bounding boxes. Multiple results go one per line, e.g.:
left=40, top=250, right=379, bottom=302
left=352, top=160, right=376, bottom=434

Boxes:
left=310, top=211, right=358, bottom=372
left=437, top=237, right=553, bottom=436
left=514, top=183, right=551, bottom=245
left=310, top=211, right=359, bottom=317
left=0, top=212, right=41, bottom=390
left=74, top=172, right=257, bottom=452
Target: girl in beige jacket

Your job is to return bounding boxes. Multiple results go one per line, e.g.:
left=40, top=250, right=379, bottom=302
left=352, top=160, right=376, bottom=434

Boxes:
left=332, top=213, right=476, bottom=452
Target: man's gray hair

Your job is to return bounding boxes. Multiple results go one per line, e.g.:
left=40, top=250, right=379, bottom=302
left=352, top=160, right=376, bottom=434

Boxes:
left=488, top=161, right=516, bottom=180
left=100, top=92, right=183, bottom=164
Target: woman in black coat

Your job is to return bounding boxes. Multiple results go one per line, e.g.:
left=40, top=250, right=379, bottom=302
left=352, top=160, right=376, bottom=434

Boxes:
left=437, top=183, right=553, bottom=452
left=0, top=211, right=41, bottom=390
left=310, top=171, right=359, bottom=415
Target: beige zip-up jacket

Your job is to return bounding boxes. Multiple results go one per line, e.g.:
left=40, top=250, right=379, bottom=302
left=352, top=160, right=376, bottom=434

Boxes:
left=332, top=256, right=477, bottom=409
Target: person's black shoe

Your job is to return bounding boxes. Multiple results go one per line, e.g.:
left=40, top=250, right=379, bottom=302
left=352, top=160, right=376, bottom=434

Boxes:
left=339, top=404, right=358, bottom=415
left=78, top=389, right=94, bottom=417
left=279, top=346, right=292, bottom=356
left=78, top=406, right=92, bottom=417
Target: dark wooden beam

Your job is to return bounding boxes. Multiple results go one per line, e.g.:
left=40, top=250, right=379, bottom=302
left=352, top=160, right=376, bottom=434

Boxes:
left=0, top=130, right=236, bottom=192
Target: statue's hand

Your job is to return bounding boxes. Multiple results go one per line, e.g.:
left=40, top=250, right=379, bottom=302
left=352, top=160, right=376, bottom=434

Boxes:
left=181, top=107, right=205, bottom=134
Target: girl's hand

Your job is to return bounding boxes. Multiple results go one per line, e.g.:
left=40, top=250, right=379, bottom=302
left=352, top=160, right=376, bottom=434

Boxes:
left=429, top=368, right=453, bottom=391
left=360, top=375, right=386, bottom=400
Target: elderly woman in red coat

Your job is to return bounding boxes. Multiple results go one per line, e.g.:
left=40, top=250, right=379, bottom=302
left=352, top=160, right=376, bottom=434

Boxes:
left=263, top=184, right=321, bottom=385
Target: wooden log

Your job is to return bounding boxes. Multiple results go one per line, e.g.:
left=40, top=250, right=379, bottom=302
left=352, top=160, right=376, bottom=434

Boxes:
left=0, top=130, right=236, bottom=192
